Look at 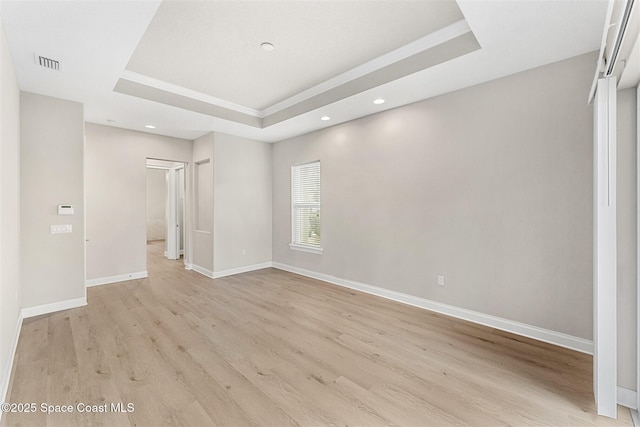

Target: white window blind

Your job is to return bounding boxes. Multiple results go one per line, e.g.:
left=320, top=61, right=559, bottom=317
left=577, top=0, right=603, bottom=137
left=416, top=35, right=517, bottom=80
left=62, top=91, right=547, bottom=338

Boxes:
left=291, top=161, right=321, bottom=252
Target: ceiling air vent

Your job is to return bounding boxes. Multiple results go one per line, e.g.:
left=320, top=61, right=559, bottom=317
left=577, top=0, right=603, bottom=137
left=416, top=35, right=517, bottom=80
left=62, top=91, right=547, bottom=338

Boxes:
left=35, top=54, right=60, bottom=71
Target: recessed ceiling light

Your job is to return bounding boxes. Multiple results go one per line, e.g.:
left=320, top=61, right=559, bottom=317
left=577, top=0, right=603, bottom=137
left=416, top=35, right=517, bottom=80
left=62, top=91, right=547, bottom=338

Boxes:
left=261, top=42, right=274, bottom=51
left=145, top=124, right=156, bottom=129
left=373, top=98, right=385, bottom=105
left=320, top=116, right=331, bottom=121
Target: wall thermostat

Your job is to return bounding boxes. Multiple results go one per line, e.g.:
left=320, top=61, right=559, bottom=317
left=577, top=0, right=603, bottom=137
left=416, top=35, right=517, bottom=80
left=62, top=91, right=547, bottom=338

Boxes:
left=58, top=205, right=74, bottom=215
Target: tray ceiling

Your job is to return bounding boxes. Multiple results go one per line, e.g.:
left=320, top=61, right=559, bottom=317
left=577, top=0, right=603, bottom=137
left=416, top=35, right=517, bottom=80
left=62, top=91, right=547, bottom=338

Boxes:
left=126, top=0, right=465, bottom=111
left=0, top=0, right=609, bottom=142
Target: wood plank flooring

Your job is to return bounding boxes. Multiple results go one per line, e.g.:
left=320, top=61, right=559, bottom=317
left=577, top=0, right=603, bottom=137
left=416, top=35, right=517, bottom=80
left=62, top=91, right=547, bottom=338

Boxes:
left=2, top=241, right=634, bottom=426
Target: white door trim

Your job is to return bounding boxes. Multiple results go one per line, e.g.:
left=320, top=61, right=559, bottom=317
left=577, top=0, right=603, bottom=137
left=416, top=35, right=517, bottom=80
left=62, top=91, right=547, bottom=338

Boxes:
left=594, top=77, right=618, bottom=418
left=147, top=160, right=188, bottom=263
left=636, top=82, right=640, bottom=414
left=166, top=168, right=178, bottom=260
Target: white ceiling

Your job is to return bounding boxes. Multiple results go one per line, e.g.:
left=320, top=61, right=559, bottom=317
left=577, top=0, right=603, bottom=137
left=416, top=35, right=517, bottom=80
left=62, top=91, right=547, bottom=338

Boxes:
left=1, top=0, right=610, bottom=143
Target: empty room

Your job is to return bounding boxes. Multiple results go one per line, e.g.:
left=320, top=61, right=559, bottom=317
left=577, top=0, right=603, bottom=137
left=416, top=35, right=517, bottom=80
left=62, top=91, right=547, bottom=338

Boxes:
left=0, top=0, right=639, bottom=426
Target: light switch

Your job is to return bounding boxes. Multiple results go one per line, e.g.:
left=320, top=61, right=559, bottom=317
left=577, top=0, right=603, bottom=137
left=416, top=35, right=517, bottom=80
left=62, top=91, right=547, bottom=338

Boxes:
left=51, top=224, right=72, bottom=234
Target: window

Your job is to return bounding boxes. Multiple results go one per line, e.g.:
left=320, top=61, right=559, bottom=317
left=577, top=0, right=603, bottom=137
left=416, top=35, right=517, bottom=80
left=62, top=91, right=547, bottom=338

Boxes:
left=290, top=161, right=322, bottom=254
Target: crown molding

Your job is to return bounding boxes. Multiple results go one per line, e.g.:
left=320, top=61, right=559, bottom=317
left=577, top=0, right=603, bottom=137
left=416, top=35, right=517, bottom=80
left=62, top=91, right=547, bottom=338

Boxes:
left=119, top=69, right=262, bottom=117
left=261, top=19, right=471, bottom=117
left=117, top=19, right=472, bottom=126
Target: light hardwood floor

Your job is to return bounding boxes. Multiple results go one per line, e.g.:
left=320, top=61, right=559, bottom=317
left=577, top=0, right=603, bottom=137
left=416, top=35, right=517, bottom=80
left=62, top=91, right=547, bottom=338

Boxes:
left=2, top=241, right=634, bottom=426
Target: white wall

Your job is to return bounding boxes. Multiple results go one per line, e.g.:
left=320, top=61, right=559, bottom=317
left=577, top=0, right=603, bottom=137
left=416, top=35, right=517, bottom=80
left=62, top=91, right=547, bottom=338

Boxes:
left=213, top=133, right=272, bottom=272
left=272, top=52, right=595, bottom=340
left=20, top=92, right=84, bottom=308
left=0, top=16, right=21, bottom=405
left=617, top=87, right=637, bottom=392
left=85, top=124, right=191, bottom=282
left=146, top=168, right=166, bottom=241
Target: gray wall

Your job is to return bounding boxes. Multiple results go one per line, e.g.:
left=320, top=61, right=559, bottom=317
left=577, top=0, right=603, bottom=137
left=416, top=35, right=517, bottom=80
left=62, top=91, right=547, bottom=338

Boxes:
left=0, top=17, right=20, bottom=401
left=617, top=87, right=637, bottom=391
left=146, top=168, right=167, bottom=241
left=192, top=133, right=214, bottom=272
left=85, top=123, right=191, bottom=281
left=190, top=131, right=273, bottom=274
left=213, top=133, right=272, bottom=272
left=20, top=92, right=84, bottom=308
left=272, top=52, right=596, bottom=340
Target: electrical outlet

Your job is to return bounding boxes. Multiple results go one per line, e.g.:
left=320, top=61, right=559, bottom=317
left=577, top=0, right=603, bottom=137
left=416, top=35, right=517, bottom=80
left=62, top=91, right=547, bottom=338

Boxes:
left=241, top=249, right=246, bottom=256
left=438, top=276, right=445, bottom=286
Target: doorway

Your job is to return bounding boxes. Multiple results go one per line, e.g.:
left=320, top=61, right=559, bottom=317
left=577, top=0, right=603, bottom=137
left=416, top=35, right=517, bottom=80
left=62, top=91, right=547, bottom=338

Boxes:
left=146, top=159, right=186, bottom=263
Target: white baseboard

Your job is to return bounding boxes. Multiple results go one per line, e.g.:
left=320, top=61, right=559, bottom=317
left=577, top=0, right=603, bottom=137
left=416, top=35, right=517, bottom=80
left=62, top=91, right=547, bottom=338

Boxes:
left=619, top=386, right=638, bottom=410
left=271, top=262, right=594, bottom=355
left=631, top=409, right=639, bottom=427
left=21, top=296, right=87, bottom=319
left=212, top=262, right=272, bottom=279
left=1, top=262, right=630, bottom=420
left=163, top=251, right=184, bottom=259
left=189, top=262, right=273, bottom=280
left=191, top=264, right=214, bottom=279
left=0, top=312, right=22, bottom=421
left=2, top=295, right=88, bottom=421
left=85, top=271, right=148, bottom=287
left=164, top=249, right=184, bottom=258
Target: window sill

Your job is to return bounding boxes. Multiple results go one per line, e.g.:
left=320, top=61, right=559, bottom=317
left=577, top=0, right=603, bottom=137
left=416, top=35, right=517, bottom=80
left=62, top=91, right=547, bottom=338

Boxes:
left=289, top=243, right=323, bottom=255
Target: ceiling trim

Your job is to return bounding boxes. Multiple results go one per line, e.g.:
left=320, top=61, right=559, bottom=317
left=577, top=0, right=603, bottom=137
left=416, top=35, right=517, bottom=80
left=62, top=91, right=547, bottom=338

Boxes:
left=263, top=31, right=481, bottom=127
left=113, top=18, right=479, bottom=129
left=120, top=69, right=262, bottom=117
left=114, top=29, right=480, bottom=131
left=113, top=79, right=262, bottom=127
left=262, top=19, right=472, bottom=117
